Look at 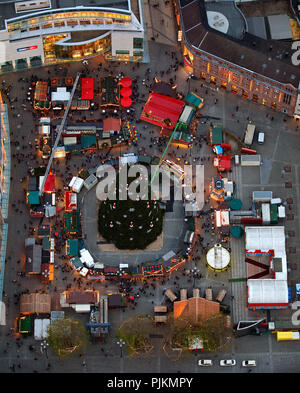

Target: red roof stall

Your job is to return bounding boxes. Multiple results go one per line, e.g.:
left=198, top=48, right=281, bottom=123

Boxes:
left=81, top=78, right=94, bottom=100
left=140, top=92, right=185, bottom=130
left=65, top=191, right=77, bottom=212
left=218, top=156, right=231, bottom=172
left=44, top=173, right=56, bottom=193
left=120, top=77, right=132, bottom=88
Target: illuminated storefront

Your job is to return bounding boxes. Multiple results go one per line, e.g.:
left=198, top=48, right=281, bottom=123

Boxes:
left=43, top=33, right=111, bottom=62
left=0, top=92, right=11, bottom=311
left=0, top=0, right=145, bottom=73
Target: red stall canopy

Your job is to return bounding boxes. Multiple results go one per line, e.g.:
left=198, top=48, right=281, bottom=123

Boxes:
left=120, top=87, right=132, bottom=97
left=81, top=78, right=94, bottom=100
left=44, top=173, right=56, bottom=193
left=140, top=92, right=185, bottom=130
left=120, top=97, right=132, bottom=108
left=120, top=77, right=132, bottom=88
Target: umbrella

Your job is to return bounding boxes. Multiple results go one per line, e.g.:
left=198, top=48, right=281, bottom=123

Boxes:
left=120, top=77, right=132, bottom=87
left=120, top=97, right=132, bottom=108
left=120, top=87, right=132, bottom=97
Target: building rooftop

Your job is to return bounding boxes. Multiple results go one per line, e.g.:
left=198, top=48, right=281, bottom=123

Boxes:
left=179, top=0, right=300, bottom=89
left=0, top=0, right=133, bottom=31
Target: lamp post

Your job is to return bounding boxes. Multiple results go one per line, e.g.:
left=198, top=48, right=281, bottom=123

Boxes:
left=117, top=338, right=125, bottom=358
left=191, top=266, right=200, bottom=288
left=40, top=340, right=49, bottom=359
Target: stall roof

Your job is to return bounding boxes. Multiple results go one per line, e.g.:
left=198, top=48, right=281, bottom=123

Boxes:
left=103, top=117, right=121, bottom=133
left=40, top=173, right=56, bottom=193
left=51, top=87, right=70, bottom=102
left=245, top=226, right=286, bottom=254
left=108, top=294, right=126, bottom=308
left=81, top=78, right=94, bottom=100
left=140, top=92, right=185, bottom=130
left=25, top=244, right=42, bottom=274
left=67, top=291, right=98, bottom=304
left=20, top=293, right=51, bottom=314
left=247, top=279, right=289, bottom=307
left=81, top=135, right=97, bottom=149
left=27, top=190, right=40, bottom=205
left=67, top=239, right=79, bottom=256
left=65, top=191, right=77, bottom=211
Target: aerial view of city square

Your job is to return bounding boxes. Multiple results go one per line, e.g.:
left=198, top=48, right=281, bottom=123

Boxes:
left=0, top=0, right=300, bottom=381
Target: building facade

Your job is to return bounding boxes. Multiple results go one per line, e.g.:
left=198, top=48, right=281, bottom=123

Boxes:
left=0, top=91, right=10, bottom=324
left=0, top=0, right=145, bottom=73
left=174, top=0, right=300, bottom=117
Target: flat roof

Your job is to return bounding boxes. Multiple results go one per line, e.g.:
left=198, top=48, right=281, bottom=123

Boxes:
left=0, top=0, right=132, bottom=31
left=178, top=0, right=300, bottom=89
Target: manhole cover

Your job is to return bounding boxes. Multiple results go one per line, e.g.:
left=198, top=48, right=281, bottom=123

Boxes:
left=289, top=247, right=296, bottom=254
left=288, top=231, right=295, bottom=237
left=285, top=182, right=292, bottom=188
left=284, top=166, right=291, bottom=173
left=286, top=198, right=293, bottom=204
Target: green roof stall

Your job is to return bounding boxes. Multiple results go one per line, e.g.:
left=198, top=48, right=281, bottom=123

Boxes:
left=66, top=239, right=79, bottom=256
left=184, top=92, right=204, bottom=109
left=26, top=190, right=40, bottom=205
left=81, top=135, right=97, bottom=149
left=210, top=125, right=223, bottom=145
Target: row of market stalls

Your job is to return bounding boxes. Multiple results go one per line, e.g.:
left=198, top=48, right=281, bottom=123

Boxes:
left=26, top=169, right=57, bottom=218
left=15, top=291, right=127, bottom=338
left=63, top=153, right=196, bottom=280
left=34, top=75, right=134, bottom=113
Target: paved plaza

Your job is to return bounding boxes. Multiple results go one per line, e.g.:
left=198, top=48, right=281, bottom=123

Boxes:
left=0, top=0, right=299, bottom=375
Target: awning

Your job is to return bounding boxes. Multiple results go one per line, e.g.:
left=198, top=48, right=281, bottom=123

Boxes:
left=120, top=87, right=132, bottom=97
left=27, top=190, right=40, bottom=205
left=81, top=78, right=94, bottom=100
left=44, top=173, right=56, bottom=193
left=120, top=97, right=132, bottom=108
left=120, top=77, right=132, bottom=88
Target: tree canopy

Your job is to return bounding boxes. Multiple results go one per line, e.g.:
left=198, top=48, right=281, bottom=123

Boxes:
left=46, top=317, right=89, bottom=359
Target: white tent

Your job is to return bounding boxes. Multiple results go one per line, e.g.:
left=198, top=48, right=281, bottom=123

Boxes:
left=245, top=226, right=288, bottom=308
left=51, top=87, right=70, bottom=102
left=245, top=226, right=285, bottom=254
left=247, top=279, right=288, bottom=306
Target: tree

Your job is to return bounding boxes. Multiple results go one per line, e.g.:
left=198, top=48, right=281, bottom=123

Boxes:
left=162, top=312, right=232, bottom=355
left=98, top=166, right=164, bottom=250
left=116, top=314, right=153, bottom=357
left=46, top=318, right=90, bottom=359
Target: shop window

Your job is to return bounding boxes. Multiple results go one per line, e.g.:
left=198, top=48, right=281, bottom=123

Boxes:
left=231, top=85, right=238, bottom=94
left=252, top=94, right=258, bottom=102
left=30, top=56, right=42, bottom=66
left=116, top=50, right=129, bottom=55
left=210, top=76, right=216, bottom=84
left=262, top=98, right=267, bottom=105
left=15, top=58, right=28, bottom=70
left=220, top=81, right=227, bottom=89
left=242, top=89, right=248, bottom=98
left=200, top=72, right=206, bottom=80
left=29, top=25, right=40, bottom=31
left=54, top=21, right=65, bottom=27
left=1, top=61, right=13, bottom=73
left=133, top=37, right=143, bottom=49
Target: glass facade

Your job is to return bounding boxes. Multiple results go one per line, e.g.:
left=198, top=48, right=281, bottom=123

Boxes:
left=43, top=34, right=111, bottom=61
left=0, top=94, right=11, bottom=303
left=7, top=10, right=131, bottom=33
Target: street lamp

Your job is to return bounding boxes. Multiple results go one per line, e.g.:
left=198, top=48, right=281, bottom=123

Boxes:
left=40, top=340, right=49, bottom=358
left=191, top=266, right=200, bottom=288
left=116, top=338, right=125, bottom=358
